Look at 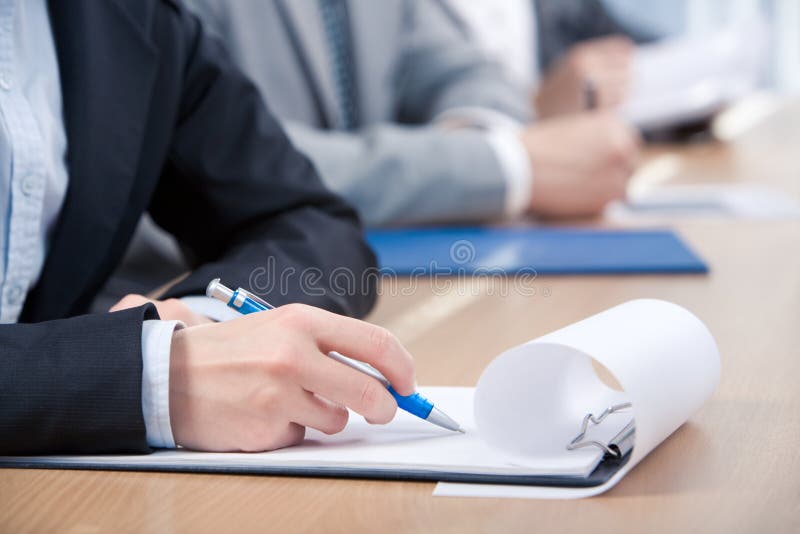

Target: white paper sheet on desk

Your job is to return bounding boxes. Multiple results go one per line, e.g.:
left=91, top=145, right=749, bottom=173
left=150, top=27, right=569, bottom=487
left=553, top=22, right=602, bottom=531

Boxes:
left=620, top=18, right=767, bottom=130
left=435, top=299, right=720, bottom=499
left=606, top=184, right=800, bottom=221
left=0, top=386, right=614, bottom=478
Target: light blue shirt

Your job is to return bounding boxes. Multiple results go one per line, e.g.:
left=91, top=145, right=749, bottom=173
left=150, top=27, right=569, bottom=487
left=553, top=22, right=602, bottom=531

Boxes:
left=0, top=0, right=68, bottom=322
left=0, top=0, right=180, bottom=448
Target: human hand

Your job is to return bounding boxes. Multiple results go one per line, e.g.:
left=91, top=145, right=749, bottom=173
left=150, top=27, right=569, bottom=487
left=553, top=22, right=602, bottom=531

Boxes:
left=167, top=304, right=415, bottom=452
left=535, top=36, right=634, bottom=118
left=520, top=112, right=641, bottom=218
left=110, top=294, right=214, bottom=327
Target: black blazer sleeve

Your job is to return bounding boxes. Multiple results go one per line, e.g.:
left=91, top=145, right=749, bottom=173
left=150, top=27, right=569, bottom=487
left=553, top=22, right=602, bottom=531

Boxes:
left=149, top=5, right=377, bottom=317
left=0, top=305, right=158, bottom=455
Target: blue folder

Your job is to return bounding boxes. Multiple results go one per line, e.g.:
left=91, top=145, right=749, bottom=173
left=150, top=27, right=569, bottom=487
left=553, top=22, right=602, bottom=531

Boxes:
left=366, top=227, right=708, bottom=275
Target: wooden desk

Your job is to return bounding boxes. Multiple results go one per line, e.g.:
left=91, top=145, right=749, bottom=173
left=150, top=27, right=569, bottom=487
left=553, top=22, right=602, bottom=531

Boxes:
left=2, top=102, right=799, bottom=533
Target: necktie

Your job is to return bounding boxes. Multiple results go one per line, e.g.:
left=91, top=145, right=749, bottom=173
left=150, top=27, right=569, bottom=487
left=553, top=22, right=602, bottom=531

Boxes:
left=318, top=0, right=360, bottom=130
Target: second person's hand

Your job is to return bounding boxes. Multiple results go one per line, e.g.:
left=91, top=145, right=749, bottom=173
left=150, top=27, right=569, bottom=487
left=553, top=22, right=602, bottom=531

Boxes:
left=520, top=111, right=641, bottom=218
left=535, top=35, right=635, bottom=117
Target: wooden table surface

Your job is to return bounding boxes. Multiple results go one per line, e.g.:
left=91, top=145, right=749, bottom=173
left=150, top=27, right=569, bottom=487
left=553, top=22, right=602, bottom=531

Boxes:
left=2, top=101, right=799, bottom=533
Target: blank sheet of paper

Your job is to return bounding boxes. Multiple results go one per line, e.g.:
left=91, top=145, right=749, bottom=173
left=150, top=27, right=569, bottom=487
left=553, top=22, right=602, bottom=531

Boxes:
left=0, top=387, right=610, bottom=478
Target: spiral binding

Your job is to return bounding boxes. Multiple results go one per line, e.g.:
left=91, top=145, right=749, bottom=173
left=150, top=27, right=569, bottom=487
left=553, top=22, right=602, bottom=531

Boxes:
left=566, top=402, right=635, bottom=459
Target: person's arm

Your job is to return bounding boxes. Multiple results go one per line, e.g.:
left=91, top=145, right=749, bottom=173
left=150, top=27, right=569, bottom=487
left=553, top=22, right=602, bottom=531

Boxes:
left=392, top=0, right=531, bottom=124
left=281, top=120, right=514, bottom=226
left=0, top=306, right=158, bottom=455
left=148, top=6, right=376, bottom=317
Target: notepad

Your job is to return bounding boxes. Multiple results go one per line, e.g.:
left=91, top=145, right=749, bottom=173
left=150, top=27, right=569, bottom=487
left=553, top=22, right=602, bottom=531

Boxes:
left=0, top=300, right=720, bottom=497
left=0, top=387, right=631, bottom=485
left=366, top=227, right=707, bottom=275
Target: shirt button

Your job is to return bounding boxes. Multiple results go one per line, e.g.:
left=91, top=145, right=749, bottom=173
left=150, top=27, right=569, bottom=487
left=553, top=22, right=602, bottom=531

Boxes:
left=5, top=284, right=24, bottom=306
left=0, top=73, right=11, bottom=91
left=20, top=173, right=39, bottom=196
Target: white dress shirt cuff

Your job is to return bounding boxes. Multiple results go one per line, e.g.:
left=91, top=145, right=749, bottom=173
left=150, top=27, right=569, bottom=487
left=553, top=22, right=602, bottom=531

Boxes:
left=180, top=295, right=242, bottom=322
left=483, top=128, right=534, bottom=216
left=141, top=319, right=184, bottom=449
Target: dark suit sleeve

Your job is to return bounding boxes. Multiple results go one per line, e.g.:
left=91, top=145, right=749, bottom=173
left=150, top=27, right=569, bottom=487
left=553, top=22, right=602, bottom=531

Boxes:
left=0, top=305, right=159, bottom=455
left=148, top=4, right=377, bottom=317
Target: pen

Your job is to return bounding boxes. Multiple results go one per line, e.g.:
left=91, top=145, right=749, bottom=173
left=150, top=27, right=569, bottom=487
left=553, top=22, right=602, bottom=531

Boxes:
left=206, top=278, right=465, bottom=433
left=583, top=78, right=597, bottom=110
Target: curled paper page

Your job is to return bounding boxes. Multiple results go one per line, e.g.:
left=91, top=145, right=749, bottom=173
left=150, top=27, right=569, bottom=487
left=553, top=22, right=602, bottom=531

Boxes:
left=436, top=299, right=720, bottom=499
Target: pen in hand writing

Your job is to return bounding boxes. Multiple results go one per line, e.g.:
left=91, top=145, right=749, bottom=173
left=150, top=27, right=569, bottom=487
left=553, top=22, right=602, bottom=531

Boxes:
left=206, top=278, right=465, bottom=433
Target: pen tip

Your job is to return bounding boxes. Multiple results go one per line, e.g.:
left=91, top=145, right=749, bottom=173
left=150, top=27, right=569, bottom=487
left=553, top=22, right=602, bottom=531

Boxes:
left=456, top=427, right=466, bottom=434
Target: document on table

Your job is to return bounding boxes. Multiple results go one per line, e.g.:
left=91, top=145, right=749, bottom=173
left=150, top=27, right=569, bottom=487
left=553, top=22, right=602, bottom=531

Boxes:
left=435, top=299, right=720, bottom=498
left=606, top=184, right=800, bottom=221
left=0, top=300, right=720, bottom=498
left=0, top=386, right=621, bottom=483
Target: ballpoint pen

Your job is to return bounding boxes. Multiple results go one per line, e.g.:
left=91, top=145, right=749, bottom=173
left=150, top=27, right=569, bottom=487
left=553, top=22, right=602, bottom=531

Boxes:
left=206, top=278, right=465, bottom=433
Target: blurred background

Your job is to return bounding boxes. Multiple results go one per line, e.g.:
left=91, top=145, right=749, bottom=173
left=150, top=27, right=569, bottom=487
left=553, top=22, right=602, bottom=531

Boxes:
left=607, top=0, right=800, bottom=92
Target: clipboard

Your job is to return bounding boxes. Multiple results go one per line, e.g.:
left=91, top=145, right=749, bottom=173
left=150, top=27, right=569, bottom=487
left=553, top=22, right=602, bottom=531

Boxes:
left=0, top=300, right=719, bottom=497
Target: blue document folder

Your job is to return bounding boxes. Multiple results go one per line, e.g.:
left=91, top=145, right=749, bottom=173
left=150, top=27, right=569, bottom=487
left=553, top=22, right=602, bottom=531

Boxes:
left=366, top=227, right=708, bottom=275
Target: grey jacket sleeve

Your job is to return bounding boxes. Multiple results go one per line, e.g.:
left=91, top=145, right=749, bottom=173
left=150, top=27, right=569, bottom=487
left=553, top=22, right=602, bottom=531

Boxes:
left=283, top=120, right=508, bottom=227
left=392, top=0, right=532, bottom=123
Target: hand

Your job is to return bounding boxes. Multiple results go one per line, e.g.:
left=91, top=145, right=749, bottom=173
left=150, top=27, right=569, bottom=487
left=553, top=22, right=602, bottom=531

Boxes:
left=110, top=294, right=213, bottom=327
left=168, top=304, right=416, bottom=452
left=520, top=112, right=641, bottom=218
left=535, top=36, right=634, bottom=118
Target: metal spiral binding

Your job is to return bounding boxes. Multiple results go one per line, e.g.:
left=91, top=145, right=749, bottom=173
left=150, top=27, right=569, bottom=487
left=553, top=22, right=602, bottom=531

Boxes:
left=566, top=402, right=635, bottom=459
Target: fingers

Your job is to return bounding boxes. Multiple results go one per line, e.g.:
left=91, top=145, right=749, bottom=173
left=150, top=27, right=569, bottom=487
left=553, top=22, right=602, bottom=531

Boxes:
left=295, top=350, right=397, bottom=424
left=155, top=298, right=214, bottom=327
left=570, top=36, right=634, bottom=110
left=290, top=390, right=350, bottom=434
left=266, top=423, right=306, bottom=451
left=110, top=294, right=212, bottom=326
left=580, top=35, right=635, bottom=59
left=590, top=69, right=631, bottom=108
left=109, top=293, right=151, bottom=312
left=277, top=304, right=416, bottom=396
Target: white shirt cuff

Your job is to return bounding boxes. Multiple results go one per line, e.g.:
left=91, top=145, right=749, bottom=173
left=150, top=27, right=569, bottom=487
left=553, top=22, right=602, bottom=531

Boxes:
left=141, top=319, right=183, bottom=448
left=483, top=128, right=534, bottom=216
left=180, top=295, right=242, bottom=322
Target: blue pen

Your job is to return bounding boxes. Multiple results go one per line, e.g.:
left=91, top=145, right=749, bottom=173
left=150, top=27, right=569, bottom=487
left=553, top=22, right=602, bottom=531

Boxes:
left=206, top=279, right=464, bottom=433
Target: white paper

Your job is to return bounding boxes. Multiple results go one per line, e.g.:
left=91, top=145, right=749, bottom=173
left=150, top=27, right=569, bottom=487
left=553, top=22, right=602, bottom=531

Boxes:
left=436, top=299, right=720, bottom=499
left=606, top=184, right=800, bottom=221
left=620, top=18, right=767, bottom=130
left=0, top=387, right=605, bottom=478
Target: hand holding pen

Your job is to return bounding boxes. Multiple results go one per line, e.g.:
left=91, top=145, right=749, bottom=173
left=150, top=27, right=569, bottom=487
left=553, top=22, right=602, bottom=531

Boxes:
left=109, top=295, right=410, bottom=451
left=110, top=281, right=461, bottom=452
left=207, top=279, right=463, bottom=433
